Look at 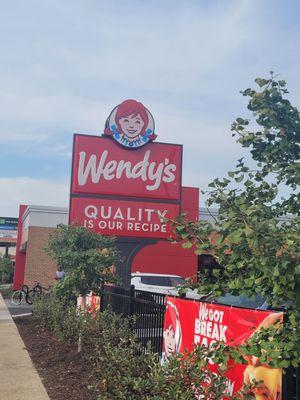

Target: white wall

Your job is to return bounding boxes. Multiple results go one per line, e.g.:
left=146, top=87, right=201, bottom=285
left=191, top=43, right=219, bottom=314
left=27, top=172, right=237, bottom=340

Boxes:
left=22, top=205, right=68, bottom=228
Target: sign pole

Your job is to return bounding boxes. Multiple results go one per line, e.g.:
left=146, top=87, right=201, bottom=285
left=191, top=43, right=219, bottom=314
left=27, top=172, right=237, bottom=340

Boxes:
left=115, top=237, right=157, bottom=287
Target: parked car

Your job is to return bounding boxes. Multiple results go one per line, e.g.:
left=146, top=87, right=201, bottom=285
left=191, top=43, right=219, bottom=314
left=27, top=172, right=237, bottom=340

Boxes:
left=212, top=292, right=269, bottom=310
left=131, top=272, right=209, bottom=300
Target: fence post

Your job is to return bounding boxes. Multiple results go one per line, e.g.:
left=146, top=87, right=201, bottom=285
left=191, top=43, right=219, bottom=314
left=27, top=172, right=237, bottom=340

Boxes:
left=99, top=284, right=104, bottom=312
left=129, top=284, right=135, bottom=316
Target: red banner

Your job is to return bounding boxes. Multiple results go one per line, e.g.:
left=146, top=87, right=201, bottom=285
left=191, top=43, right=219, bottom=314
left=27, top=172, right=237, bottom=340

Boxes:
left=70, top=197, right=180, bottom=239
left=77, top=294, right=100, bottom=316
left=163, top=297, right=283, bottom=399
left=71, top=135, right=182, bottom=201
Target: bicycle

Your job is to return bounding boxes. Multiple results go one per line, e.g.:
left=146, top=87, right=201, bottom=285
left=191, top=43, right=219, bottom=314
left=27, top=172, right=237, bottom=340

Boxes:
left=11, top=282, right=50, bottom=305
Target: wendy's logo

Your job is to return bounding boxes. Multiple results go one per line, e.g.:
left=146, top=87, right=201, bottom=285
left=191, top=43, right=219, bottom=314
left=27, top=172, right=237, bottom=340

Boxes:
left=104, top=99, right=157, bottom=149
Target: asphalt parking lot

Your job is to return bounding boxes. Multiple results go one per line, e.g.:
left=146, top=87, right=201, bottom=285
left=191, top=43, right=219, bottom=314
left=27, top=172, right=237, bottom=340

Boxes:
left=5, top=299, right=33, bottom=317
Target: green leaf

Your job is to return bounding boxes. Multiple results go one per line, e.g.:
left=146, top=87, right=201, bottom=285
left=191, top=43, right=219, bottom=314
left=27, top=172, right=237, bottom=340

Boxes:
left=255, top=78, right=270, bottom=87
left=235, top=175, right=244, bottom=183
left=182, top=241, right=193, bottom=249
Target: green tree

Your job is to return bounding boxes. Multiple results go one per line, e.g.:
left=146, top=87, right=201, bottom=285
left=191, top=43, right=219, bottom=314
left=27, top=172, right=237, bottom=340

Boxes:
left=0, top=256, right=14, bottom=284
left=46, top=224, right=119, bottom=299
left=169, top=73, right=300, bottom=368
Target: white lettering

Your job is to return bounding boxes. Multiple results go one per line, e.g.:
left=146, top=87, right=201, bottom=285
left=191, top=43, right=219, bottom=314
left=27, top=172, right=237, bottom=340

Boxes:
left=100, top=206, right=111, bottom=219
left=195, top=318, right=201, bottom=334
left=127, top=208, right=135, bottom=221
left=211, top=323, right=220, bottom=340
left=147, top=161, right=164, bottom=190
left=99, top=220, right=107, bottom=229
left=153, top=224, right=160, bottom=232
left=85, top=205, right=98, bottom=219
left=77, top=149, right=176, bottom=192
left=141, top=223, right=149, bottom=231
left=157, top=209, right=167, bottom=221
left=116, top=221, right=122, bottom=230
left=206, top=321, right=212, bottom=338
left=113, top=208, right=124, bottom=220
left=131, top=150, right=150, bottom=180
left=78, top=151, right=108, bottom=185
left=127, top=222, right=134, bottom=231
left=144, top=209, right=154, bottom=222
left=138, top=208, right=142, bottom=221
left=103, top=160, right=117, bottom=180
left=163, top=164, right=176, bottom=183
left=116, top=160, right=132, bottom=179
left=219, top=325, right=227, bottom=342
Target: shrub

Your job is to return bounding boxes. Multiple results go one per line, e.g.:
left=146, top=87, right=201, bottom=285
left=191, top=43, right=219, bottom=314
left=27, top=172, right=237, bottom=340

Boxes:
left=32, top=295, right=248, bottom=400
left=0, top=284, right=14, bottom=299
left=0, top=257, right=14, bottom=284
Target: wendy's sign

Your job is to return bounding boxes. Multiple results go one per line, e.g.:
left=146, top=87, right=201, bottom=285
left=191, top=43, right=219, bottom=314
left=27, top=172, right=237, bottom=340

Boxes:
left=70, top=100, right=183, bottom=240
left=71, top=135, right=182, bottom=201
left=104, top=99, right=157, bottom=149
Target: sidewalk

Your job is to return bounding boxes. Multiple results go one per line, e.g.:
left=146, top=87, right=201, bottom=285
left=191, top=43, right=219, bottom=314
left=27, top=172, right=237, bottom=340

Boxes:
left=0, top=294, right=50, bottom=400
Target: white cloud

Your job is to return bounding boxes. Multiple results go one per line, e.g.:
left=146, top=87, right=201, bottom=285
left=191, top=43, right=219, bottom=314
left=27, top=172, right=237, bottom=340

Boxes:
left=0, top=177, right=69, bottom=217
left=0, top=132, right=49, bottom=143
left=57, top=0, right=255, bottom=93
left=0, top=92, right=110, bottom=134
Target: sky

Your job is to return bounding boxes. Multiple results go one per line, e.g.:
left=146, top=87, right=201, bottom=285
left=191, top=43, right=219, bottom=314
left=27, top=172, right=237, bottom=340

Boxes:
left=1, top=0, right=299, bottom=217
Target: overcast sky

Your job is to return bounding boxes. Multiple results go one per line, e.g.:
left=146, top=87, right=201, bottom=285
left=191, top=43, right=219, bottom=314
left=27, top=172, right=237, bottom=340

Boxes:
left=1, top=0, right=299, bottom=217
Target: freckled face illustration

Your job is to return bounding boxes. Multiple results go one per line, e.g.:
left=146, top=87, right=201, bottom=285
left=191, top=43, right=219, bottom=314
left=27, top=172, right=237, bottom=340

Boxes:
left=163, top=302, right=182, bottom=360
left=104, top=99, right=157, bottom=147
left=163, top=325, right=176, bottom=357
left=118, top=113, right=145, bottom=139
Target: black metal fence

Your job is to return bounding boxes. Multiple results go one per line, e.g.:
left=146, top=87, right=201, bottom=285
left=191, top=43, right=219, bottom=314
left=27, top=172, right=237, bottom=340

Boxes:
left=100, top=285, right=299, bottom=399
left=100, top=285, right=166, bottom=354
left=284, top=367, right=300, bottom=400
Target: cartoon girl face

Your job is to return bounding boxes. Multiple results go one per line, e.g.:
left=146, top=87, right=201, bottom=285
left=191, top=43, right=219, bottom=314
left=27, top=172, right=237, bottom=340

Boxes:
left=118, top=113, right=145, bottom=140
left=163, top=301, right=182, bottom=360
left=163, top=325, right=177, bottom=357
left=104, top=99, right=157, bottom=148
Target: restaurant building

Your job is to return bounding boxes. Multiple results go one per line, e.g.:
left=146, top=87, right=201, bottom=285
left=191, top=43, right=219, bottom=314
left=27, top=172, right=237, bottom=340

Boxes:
left=13, top=205, right=68, bottom=289
left=13, top=99, right=210, bottom=289
left=13, top=191, right=201, bottom=290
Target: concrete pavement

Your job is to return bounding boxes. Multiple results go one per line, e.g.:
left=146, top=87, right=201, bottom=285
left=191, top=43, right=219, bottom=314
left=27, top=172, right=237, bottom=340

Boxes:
left=0, top=293, right=50, bottom=400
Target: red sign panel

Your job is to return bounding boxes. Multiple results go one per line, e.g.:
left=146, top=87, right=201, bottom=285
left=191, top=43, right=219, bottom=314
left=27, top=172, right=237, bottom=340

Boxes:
left=71, top=135, right=182, bottom=201
left=70, top=197, right=180, bottom=239
left=163, top=297, right=283, bottom=399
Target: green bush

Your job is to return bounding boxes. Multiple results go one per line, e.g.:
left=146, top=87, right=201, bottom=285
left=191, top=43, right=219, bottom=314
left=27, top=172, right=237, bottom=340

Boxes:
left=33, top=294, right=85, bottom=343
left=0, top=257, right=14, bottom=284
left=32, top=294, right=65, bottom=332
left=32, top=295, right=248, bottom=400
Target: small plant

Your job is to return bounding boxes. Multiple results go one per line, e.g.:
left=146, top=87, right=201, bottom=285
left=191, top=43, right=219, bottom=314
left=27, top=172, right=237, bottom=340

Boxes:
left=0, top=284, right=14, bottom=299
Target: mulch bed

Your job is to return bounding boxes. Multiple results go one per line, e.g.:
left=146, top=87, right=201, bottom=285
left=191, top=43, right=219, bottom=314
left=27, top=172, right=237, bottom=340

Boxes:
left=15, top=317, right=99, bottom=400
